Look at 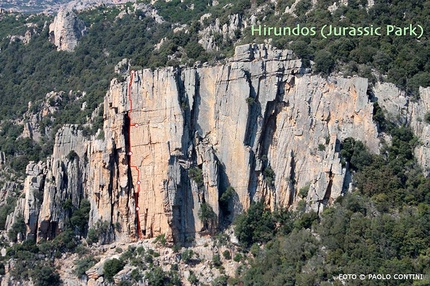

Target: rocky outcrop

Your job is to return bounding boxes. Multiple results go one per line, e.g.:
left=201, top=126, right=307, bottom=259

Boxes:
left=49, top=9, right=86, bottom=51
left=411, top=87, right=430, bottom=176
left=13, top=44, right=430, bottom=244
left=37, top=125, right=88, bottom=240
left=198, top=13, right=244, bottom=51
left=85, top=43, right=380, bottom=241
left=373, top=83, right=430, bottom=176
left=23, top=162, right=46, bottom=240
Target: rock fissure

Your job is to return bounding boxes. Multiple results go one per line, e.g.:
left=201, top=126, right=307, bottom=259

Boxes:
left=8, top=44, right=414, bottom=244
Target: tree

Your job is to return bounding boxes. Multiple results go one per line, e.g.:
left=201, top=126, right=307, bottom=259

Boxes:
left=425, top=111, right=430, bottom=124
left=234, top=201, right=275, bottom=248
left=8, top=216, right=26, bottom=242
left=32, top=265, right=61, bottom=286
left=189, top=167, right=203, bottom=186
left=146, top=267, right=166, bottom=286
left=314, top=50, right=335, bottom=75
left=198, top=203, right=216, bottom=230
left=70, top=199, right=91, bottom=235
left=103, top=258, right=124, bottom=282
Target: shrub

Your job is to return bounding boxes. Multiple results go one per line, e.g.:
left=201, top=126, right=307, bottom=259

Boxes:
left=103, top=258, right=124, bottom=282
left=146, top=267, right=166, bottom=286
left=314, top=50, right=335, bottom=75
left=294, top=210, right=319, bottom=229
left=181, top=249, right=194, bottom=263
left=246, top=97, right=255, bottom=105
left=154, top=234, right=166, bottom=246
left=189, top=167, right=203, bottom=186
left=70, top=199, right=91, bottom=236
left=198, top=203, right=216, bottom=229
left=212, top=275, right=229, bottom=286
left=86, top=220, right=111, bottom=245
left=234, top=201, right=275, bottom=248
left=8, top=216, right=26, bottom=242
left=188, top=271, right=198, bottom=285
left=264, top=166, right=275, bottom=185
left=222, top=250, right=231, bottom=260
left=136, top=246, right=145, bottom=255
left=233, top=253, right=242, bottom=262
left=145, top=254, right=153, bottom=264
left=0, top=196, right=17, bottom=230
left=131, top=269, right=142, bottom=282
left=172, top=243, right=181, bottom=253
left=66, top=150, right=78, bottom=161
left=52, top=229, right=78, bottom=253
left=425, top=111, right=430, bottom=124
left=74, top=257, right=97, bottom=277
left=219, top=186, right=235, bottom=215
left=32, top=265, right=61, bottom=286
left=212, top=253, right=222, bottom=268
left=250, top=243, right=260, bottom=257
left=299, top=183, right=310, bottom=199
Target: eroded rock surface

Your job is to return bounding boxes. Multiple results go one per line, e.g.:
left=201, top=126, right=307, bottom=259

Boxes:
left=49, top=9, right=86, bottom=51
left=10, top=44, right=430, bottom=244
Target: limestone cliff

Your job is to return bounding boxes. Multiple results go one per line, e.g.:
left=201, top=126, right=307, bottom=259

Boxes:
left=11, top=44, right=429, bottom=244
left=84, top=43, right=378, bottom=241
left=49, top=9, right=86, bottom=51
left=373, top=82, right=430, bottom=176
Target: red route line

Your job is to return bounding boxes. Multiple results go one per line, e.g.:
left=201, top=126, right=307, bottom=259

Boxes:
left=128, top=71, right=143, bottom=239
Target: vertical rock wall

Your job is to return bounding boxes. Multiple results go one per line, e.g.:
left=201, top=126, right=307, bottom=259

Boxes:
left=12, top=44, right=430, bottom=243
left=49, top=9, right=86, bottom=52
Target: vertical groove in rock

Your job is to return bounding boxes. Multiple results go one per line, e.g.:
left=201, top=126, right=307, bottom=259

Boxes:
left=12, top=44, right=408, bottom=243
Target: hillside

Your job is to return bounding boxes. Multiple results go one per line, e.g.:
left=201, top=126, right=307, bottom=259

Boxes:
left=0, top=0, right=429, bottom=285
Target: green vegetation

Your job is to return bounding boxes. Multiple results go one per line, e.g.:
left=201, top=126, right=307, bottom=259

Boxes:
left=212, top=253, right=222, bottom=268
left=263, top=166, right=275, bottom=186
left=246, top=97, right=255, bottom=105
left=87, top=220, right=111, bottom=245
left=234, top=201, right=276, bottom=248
left=241, top=0, right=430, bottom=95
left=189, top=166, right=203, bottom=186
left=3, top=239, right=66, bottom=284
left=237, top=194, right=430, bottom=285
left=298, top=183, right=310, bottom=199
left=154, top=234, right=166, bottom=246
left=425, top=111, right=430, bottom=124
left=146, top=266, right=167, bottom=286
left=188, top=271, right=198, bottom=285
left=70, top=199, right=91, bottom=236
left=8, top=215, right=26, bottom=242
left=318, top=143, right=326, bottom=151
left=0, top=195, right=18, bottom=229
left=233, top=253, right=242, bottom=262
left=181, top=249, right=195, bottom=264
left=198, top=202, right=216, bottom=230
left=104, top=258, right=124, bottom=283
left=74, top=256, right=98, bottom=277
left=222, top=250, right=231, bottom=260
left=233, top=122, right=430, bottom=285
left=32, top=265, right=61, bottom=286
left=219, top=186, right=236, bottom=216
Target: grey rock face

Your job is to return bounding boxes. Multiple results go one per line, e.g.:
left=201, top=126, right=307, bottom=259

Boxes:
left=374, top=83, right=430, bottom=177
left=411, top=87, right=430, bottom=176
left=49, top=9, right=86, bottom=51
left=12, top=44, right=430, bottom=244
left=38, top=125, right=88, bottom=240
